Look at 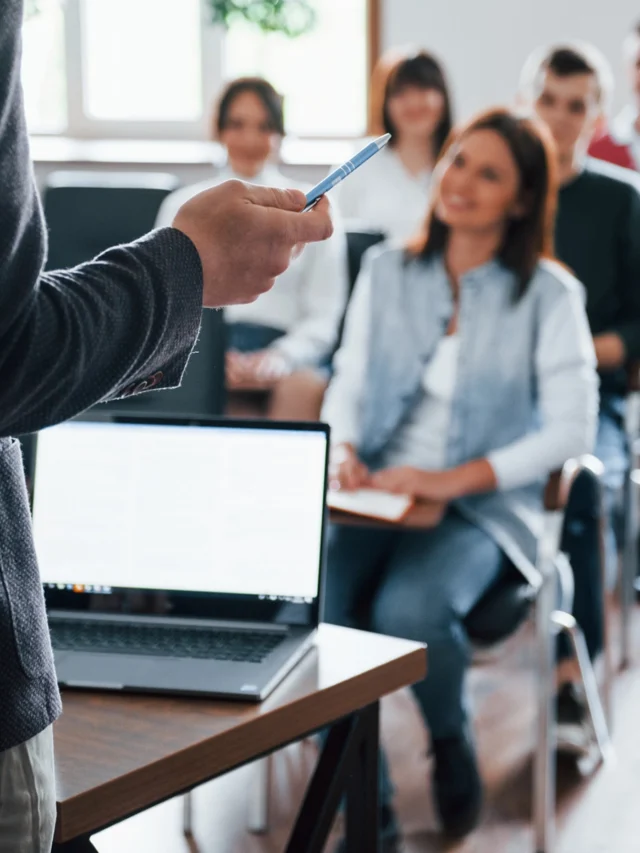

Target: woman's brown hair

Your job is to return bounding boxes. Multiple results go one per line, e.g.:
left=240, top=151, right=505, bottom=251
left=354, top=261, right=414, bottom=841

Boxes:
left=408, top=107, right=558, bottom=297
left=369, top=48, right=453, bottom=160
left=212, top=77, right=285, bottom=139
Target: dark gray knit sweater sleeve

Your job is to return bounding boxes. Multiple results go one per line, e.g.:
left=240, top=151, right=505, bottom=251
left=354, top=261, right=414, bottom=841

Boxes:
left=0, top=0, right=203, bottom=437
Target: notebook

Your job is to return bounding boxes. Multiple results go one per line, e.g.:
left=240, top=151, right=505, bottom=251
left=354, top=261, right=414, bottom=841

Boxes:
left=327, top=487, right=414, bottom=522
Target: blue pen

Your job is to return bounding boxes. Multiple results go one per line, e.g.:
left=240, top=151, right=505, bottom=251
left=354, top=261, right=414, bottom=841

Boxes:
left=303, top=133, right=392, bottom=211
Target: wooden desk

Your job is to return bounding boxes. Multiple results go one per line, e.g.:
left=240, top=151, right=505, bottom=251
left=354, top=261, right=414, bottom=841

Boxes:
left=52, top=624, right=426, bottom=853
left=330, top=499, right=445, bottom=530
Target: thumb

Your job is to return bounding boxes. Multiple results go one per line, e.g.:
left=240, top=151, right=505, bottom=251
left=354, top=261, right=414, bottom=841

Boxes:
left=245, top=184, right=307, bottom=212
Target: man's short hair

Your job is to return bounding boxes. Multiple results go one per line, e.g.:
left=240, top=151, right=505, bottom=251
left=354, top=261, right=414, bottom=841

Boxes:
left=520, top=42, right=614, bottom=111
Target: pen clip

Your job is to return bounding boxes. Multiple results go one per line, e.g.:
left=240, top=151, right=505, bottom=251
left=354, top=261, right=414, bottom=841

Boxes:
left=303, top=195, right=323, bottom=213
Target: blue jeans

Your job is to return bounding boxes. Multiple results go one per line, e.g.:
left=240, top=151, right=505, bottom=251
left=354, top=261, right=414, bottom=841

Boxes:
left=561, top=401, right=628, bottom=660
left=323, top=510, right=504, bottom=804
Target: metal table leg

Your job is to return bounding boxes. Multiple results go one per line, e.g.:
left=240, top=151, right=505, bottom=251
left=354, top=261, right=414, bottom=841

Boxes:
left=284, top=703, right=381, bottom=853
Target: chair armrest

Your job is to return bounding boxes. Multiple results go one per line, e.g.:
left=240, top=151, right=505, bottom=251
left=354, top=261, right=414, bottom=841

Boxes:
left=544, top=455, right=604, bottom=512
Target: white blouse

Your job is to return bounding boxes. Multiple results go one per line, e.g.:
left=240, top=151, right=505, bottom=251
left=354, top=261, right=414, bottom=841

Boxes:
left=382, top=335, right=459, bottom=471
left=155, top=164, right=348, bottom=367
left=330, top=145, right=432, bottom=241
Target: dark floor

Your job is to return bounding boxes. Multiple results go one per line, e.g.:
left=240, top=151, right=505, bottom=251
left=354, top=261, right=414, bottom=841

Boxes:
left=91, top=605, right=640, bottom=853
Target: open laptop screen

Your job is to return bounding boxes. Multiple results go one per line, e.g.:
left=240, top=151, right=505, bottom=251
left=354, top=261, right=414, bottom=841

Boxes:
left=33, top=419, right=328, bottom=612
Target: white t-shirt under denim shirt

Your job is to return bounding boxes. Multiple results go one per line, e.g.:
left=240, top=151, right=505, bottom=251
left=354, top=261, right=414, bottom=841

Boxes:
left=155, top=164, right=348, bottom=368
left=383, top=334, right=459, bottom=470
left=330, top=145, right=432, bottom=241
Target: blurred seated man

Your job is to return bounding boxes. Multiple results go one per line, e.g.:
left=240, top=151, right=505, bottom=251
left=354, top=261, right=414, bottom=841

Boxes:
left=588, top=21, right=640, bottom=171
left=156, top=77, right=347, bottom=419
left=520, top=42, right=640, bottom=751
left=322, top=109, right=597, bottom=849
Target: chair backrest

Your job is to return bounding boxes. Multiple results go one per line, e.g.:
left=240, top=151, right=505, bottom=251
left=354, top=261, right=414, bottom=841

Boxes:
left=345, top=229, right=386, bottom=295
left=324, top=229, right=385, bottom=364
left=42, top=170, right=180, bottom=270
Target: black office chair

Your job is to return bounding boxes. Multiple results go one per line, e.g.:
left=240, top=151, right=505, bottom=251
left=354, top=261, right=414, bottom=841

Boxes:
left=42, top=170, right=180, bottom=270
left=327, top=228, right=385, bottom=359
left=345, top=229, right=386, bottom=295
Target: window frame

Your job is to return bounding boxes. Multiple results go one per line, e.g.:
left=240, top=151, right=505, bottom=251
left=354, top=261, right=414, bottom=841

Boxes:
left=30, top=0, right=380, bottom=141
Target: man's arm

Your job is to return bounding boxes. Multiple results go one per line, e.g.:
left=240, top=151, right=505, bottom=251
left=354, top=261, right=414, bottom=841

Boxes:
left=0, top=229, right=204, bottom=437
left=0, top=1, right=204, bottom=436
left=1, top=1, right=335, bottom=439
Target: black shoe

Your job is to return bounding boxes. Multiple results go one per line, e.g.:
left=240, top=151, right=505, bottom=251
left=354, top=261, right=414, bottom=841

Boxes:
left=333, top=804, right=402, bottom=852
left=431, top=726, right=483, bottom=838
left=555, top=682, right=594, bottom=757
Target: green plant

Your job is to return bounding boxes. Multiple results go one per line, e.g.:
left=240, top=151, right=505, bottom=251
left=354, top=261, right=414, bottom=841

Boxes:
left=206, top=0, right=316, bottom=38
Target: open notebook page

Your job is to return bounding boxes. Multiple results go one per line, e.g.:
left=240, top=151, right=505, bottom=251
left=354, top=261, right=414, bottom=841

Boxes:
left=327, top=488, right=414, bottom=523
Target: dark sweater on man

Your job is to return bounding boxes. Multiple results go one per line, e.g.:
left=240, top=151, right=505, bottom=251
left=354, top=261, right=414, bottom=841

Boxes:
left=0, top=0, right=203, bottom=752
left=555, top=157, right=640, bottom=401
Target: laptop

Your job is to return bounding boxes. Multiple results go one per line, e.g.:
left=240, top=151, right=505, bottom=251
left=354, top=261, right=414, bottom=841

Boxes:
left=33, top=416, right=329, bottom=701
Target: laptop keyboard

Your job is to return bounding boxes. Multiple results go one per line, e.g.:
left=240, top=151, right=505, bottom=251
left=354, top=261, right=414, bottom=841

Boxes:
left=49, top=619, right=285, bottom=663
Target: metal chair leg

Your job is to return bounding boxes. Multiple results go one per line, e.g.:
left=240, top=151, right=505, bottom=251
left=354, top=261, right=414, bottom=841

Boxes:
left=247, top=755, right=271, bottom=834
left=603, top=591, right=615, bottom=733
left=183, top=790, right=194, bottom=837
left=533, top=562, right=557, bottom=853
left=551, top=611, right=614, bottom=764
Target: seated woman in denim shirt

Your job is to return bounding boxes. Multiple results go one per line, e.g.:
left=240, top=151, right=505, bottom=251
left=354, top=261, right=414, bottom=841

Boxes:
left=321, top=108, right=598, bottom=845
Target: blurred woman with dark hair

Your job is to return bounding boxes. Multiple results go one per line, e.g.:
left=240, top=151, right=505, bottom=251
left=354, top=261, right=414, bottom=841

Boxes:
left=323, top=108, right=597, bottom=844
left=333, top=47, right=453, bottom=239
left=157, top=77, right=347, bottom=418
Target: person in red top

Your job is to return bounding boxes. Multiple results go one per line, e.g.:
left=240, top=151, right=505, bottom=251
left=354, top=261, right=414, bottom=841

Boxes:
left=589, top=20, right=640, bottom=170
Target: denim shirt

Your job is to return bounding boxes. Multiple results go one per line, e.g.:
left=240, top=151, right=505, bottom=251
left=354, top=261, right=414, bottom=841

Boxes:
left=323, top=247, right=598, bottom=584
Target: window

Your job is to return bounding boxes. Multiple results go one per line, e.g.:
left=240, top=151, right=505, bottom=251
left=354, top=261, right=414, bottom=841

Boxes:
left=22, top=0, right=66, bottom=134
left=81, top=0, right=202, bottom=122
left=22, top=0, right=377, bottom=140
left=224, top=0, right=368, bottom=137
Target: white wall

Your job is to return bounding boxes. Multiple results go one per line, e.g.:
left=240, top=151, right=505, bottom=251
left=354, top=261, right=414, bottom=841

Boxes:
left=382, top=0, right=636, bottom=121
